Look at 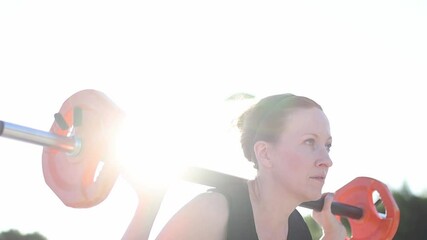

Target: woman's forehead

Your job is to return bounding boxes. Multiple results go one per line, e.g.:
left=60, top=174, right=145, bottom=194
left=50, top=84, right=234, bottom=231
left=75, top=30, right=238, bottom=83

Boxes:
left=282, top=108, right=331, bottom=136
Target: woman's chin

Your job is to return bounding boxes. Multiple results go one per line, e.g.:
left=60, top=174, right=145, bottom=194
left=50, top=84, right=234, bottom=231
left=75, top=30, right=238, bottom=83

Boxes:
left=305, top=191, right=322, bottom=202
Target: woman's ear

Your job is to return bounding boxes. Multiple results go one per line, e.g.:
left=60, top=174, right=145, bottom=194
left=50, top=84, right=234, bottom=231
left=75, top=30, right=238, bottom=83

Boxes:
left=253, top=141, right=273, bottom=168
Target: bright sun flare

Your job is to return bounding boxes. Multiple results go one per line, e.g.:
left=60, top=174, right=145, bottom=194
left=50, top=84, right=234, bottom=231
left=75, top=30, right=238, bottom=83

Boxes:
left=114, top=117, right=186, bottom=190
left=106, top=95, right=257, bottom=239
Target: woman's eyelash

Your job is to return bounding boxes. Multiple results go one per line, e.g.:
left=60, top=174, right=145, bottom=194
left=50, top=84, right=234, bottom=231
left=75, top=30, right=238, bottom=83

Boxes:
left=304, top=139, right=332, bottom=151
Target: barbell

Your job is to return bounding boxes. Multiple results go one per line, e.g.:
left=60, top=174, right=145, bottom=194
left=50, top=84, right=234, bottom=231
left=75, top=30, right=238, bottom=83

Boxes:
left=0, top=89, right=400, bottom=239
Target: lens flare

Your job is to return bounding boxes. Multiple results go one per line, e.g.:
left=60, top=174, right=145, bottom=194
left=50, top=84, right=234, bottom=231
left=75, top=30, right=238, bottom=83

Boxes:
left=113, top=117, right=185, bottom=192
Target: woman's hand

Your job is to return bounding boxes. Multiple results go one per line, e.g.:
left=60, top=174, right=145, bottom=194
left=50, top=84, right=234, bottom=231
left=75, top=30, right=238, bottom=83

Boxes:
left=311, top=193, right=348, bottom=240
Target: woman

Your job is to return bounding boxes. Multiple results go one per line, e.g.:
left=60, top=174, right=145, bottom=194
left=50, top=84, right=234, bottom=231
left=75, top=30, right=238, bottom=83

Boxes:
left=156, top=93, right=347, bottom=240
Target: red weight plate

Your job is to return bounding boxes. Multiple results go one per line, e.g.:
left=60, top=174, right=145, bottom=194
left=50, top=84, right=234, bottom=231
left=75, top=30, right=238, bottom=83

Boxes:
left=334, top=177, right=400, bottom=240
left=42, top=89, right=125, bottom=208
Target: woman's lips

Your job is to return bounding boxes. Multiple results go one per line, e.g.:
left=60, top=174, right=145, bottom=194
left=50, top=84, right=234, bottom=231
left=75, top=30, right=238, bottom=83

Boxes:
left=310, top=175, right=326, bottom=182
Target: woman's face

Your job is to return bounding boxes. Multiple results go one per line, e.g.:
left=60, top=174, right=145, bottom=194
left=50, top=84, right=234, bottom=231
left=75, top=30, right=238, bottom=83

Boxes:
left=268, top=107, right=332, bottom=202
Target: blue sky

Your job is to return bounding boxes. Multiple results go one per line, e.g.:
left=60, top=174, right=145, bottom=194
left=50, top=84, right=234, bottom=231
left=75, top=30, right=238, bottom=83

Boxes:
left=1, top=0, right=426, bottom=239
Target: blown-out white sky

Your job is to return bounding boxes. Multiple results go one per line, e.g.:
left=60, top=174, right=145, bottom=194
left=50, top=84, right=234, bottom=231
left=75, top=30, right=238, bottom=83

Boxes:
left=1, top=0, right=427, bottom=239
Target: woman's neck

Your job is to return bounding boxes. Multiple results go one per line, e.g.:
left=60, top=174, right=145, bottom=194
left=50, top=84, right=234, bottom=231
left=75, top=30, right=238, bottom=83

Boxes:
left=248, top=176, right=300, bottom=239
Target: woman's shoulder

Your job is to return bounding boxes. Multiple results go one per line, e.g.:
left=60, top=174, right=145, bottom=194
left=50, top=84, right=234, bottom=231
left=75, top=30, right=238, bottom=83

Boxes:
left=156, top=191, right=229, bottom=240
left=187, top=191, right=230, bottom=215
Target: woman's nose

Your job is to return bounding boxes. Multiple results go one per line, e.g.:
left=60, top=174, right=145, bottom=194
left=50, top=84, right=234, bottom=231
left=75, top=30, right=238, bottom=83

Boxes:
left=316, top=147, right=333, bottom=167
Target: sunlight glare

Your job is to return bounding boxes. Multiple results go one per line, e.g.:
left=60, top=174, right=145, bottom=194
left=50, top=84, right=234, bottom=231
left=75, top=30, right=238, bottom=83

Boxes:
left=113, top=116, right=185, bottom=192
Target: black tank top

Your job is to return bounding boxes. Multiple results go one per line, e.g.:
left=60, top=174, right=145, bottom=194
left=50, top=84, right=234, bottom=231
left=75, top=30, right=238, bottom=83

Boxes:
left=210, top=179, right=312, bottom=240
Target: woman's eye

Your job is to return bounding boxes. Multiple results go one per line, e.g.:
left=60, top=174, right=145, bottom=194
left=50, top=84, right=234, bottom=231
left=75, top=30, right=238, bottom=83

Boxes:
left=304, top=139, right=315, bottom=146
left=326, top=143, right=332, bottom=152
